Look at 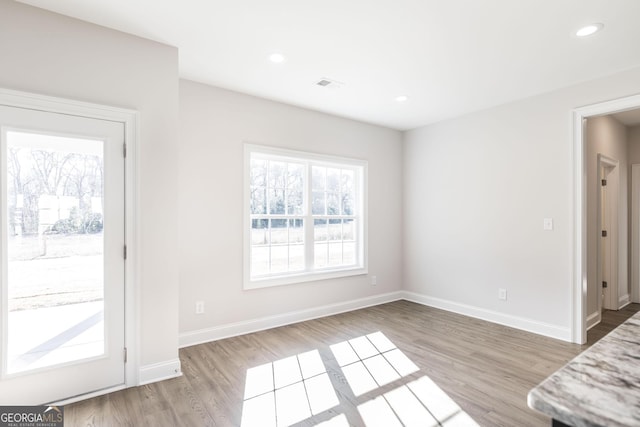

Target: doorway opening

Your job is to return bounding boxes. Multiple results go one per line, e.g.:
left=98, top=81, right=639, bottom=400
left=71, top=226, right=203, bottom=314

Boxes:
left=0, top=88, right=138, bottom=405
left=574, top=95, right=640, bottom=344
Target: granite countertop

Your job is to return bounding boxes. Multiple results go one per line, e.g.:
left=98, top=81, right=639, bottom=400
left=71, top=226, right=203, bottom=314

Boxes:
left=528, top=312, right=640, bottom=427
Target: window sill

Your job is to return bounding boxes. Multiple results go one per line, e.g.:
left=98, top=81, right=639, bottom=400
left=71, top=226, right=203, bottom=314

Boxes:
left=244, top=267, right=368, bottom=290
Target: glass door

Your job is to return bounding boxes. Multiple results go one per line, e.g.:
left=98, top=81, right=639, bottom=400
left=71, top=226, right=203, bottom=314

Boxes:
left=0, top=105, right=125, bottom=404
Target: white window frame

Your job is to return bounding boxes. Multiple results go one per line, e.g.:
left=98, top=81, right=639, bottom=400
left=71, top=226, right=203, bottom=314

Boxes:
left=244, top=144, right=368, bottom=289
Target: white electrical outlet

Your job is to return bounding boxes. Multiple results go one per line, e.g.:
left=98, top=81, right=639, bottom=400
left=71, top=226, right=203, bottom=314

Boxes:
left=195, top=301, right=205, bottom=314
left=371, top=275, right=377, bottom=286
left=498, top=289, right=507, bottom=301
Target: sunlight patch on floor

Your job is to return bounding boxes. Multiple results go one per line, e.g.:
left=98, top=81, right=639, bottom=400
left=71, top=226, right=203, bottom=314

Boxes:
left=240, top=331, right=479, bottom=426
left=330, top=331, right=419, bottom=396
left=241, top=349, right=339, bottom=427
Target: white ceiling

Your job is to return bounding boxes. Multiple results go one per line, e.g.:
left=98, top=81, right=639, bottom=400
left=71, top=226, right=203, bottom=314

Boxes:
left=17, top=0, right=640, bottom=131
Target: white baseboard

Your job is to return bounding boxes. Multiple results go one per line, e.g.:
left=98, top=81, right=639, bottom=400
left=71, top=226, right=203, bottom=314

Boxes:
left=179, top=291, right=403, bottom=348
left=52, top=360, right=182, bottom=403
left=52, top=384, right=127, bottom=406
left=138, top=358, right=182, bottom=386
left=619, top=294, right=631, bottom=309
left=179, top=290, right=575, bottom=349
left=586, top=310, right=601, bottom=330
left=400, top=291, right=572, bottom=342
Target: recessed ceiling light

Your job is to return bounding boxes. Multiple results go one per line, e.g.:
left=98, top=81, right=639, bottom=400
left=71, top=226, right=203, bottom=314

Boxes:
left=395, top=95, right=409, bottom=103
left=269, top=53, right=285, bottom=63
left=575, top=23, right=604, bottom=37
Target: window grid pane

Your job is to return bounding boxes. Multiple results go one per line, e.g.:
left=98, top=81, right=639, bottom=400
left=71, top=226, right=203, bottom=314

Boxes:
left=251, top=217, right=306, bottom=277
left=309, top=163, right=360, bottom=270
left=311, top=218, right=358, bottom=269
left=249, top=150, right=363, bottom=282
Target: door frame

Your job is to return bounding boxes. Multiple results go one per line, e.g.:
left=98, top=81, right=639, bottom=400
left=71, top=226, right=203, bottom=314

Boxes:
left=573, top=93, right=640, bottom=344
left=596, top=154, right=619, bottom=314
left=631, top=164, right=640, bottom=304
left=0, top=88, right=139, bottom=399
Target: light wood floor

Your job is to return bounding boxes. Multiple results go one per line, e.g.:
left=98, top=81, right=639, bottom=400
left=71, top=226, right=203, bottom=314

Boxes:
left=65, top=301, right=640, bottom=426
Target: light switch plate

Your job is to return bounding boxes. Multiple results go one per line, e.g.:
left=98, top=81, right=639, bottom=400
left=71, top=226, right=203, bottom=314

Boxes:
left=543, top=218, right=553, bottom=231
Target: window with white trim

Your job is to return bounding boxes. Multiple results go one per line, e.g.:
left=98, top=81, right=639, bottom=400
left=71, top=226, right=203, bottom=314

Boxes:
left=244, top=144, right=367, bottom=289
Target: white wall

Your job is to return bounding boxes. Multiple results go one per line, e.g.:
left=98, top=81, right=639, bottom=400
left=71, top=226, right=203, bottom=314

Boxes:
left=0, top=0, right=180, bottom=377
left=586, top=116, right=628, bottom=320
left=627, top=125, right=640, bottom=163
left=178, top=80, right=403, bottom=343
left=629, top=125, right=640, bottom=304
left=5, top=0, right=640, bottom=371
left=403, top=66, right=640, bottom=340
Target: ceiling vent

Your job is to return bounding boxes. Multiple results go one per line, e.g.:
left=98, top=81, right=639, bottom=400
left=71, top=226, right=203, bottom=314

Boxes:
left=315, top=78, right=344, bottom=89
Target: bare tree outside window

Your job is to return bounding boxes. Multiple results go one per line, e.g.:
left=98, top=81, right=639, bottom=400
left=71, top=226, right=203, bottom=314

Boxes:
left=246, top=146, right=366, bottom=288
left=7, top=131, right=104, bottom=311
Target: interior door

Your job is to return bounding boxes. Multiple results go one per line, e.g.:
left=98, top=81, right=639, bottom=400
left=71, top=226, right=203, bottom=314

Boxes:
left=600, top=165, right=610, bottom=313
left=0, top=104, right=125, bottom=404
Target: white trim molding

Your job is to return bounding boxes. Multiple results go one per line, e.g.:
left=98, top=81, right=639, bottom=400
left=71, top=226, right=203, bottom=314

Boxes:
left=0, top=88, right=140, bottom=388
left=52, top=385, right=127, bottom=406
left=596, top=154, right=620, bottom=312
left=243, top=143, right=368, bottom=290
left=619, top=294, right=631, bottom=309
left=401, top=291, right=572, bottom=342
left=573, top=92, right=640, bottom=344
left=632, top=164, right=640, bottom=303
left=179, top=290, right=574, bottom=348
left=586, top=310, right=601, bottom=330
left=138, top=359, right=182, bottom=386
left=179, top=292, right=403, bottom=348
